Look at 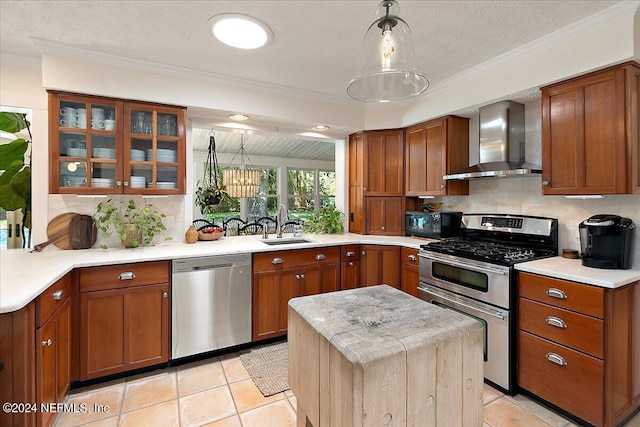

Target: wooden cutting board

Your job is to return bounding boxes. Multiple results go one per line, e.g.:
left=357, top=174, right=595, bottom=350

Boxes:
left=34, top=213, right=97, bottom=251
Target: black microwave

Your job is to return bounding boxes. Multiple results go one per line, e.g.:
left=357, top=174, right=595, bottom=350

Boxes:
left=405, top=211, right=462, bottom=239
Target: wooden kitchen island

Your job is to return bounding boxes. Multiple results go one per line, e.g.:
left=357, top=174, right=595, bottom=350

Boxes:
left=288, top=285, right=483, bottom=427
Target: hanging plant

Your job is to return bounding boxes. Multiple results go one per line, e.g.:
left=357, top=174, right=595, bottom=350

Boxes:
left=195, top=132, right=227, bottom=215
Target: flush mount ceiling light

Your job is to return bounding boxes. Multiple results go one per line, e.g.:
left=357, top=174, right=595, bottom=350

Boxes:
left=347, top=0, right=429, bottom=102
left=208, top=13, right=273, bottom=49
left=312, top=125, right=330, bottom=131
left=229, top=114, right=250, bottom=121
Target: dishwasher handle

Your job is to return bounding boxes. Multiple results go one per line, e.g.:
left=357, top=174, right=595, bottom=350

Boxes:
left=174, top=263, right=234, bottom=273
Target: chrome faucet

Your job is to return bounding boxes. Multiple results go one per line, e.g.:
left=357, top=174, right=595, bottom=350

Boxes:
left=277, top=204, right=288, bottom=238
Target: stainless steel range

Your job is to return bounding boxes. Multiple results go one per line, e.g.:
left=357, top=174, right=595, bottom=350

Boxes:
left=418, top=213, right=558, bottom=393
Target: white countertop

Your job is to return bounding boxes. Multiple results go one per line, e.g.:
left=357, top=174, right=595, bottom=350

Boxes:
left=515, top=257, right=640, bottom=288
left=0, top=233, right=428, bottom=314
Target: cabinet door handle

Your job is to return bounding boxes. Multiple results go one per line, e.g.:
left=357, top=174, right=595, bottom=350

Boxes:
left=272, top=257, right=284, bottom=265
left=124, top=181, right=129, bottom=187
left=118, top=271, right=136, bottom=281
left=162, top=292, right=168, bottom=298
left=546, top=352, right=567, bottom=366
left=116, top=180, right=122, bottom=187
left=542, top=180, right=550, bottom=186
left=546, top=288, right=567, bottom=299
left=346, top=251, right=355, bottom=257
left=348, top=262, right=354, bottom=266
left=300, top=274, right=305, bottom=279
left=42, top=339, right=52, bottom=347
left=52, top=290, right=64, bottom=301
left=408, top=254, right=417, bottom=261
left=381, top=225, right=385, bottom=231
left=295, top=274, right=301, bottom=280
left=546, top=316, right=567, bottom=329
left=440, top=184, right=446, bottom=189
left=315, top=254, right=326, bottom=261
left=362, top=250, right=366, bottom=256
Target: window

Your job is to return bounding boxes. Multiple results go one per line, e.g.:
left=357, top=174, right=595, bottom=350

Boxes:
left=287, top=168, right=335, bottom=222
left=202, top=166, right=277, bottom=224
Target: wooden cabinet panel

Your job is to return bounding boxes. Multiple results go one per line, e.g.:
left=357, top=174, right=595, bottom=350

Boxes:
left=519, top=331, right=603, bottom=427
left=365, top=197, right=402, bottom=235
left=541, top=62, right=639, bottom=194
left=341, top=260, right=360, bottom=290
left=348, top=133, right=365, bottom=233
left=400, top=248, right=420, bottom=298
left=405, top=116, right=469, bottom=196
left=518, top=298, right=603, bottom=358
left=79, top=268, right=169, bottom=381
left=361, top=245, right=400, bottom=289
left=36, top=300, right=70, bottom=427
left=364, top=130, right=404, bottom=196
left=253, top=247, right=340, bottom=271
left=80, top=261, right=169, bottom=292
left=36, top=274, right=71, bottom=327
left=519, top=272, right=603, bottom=318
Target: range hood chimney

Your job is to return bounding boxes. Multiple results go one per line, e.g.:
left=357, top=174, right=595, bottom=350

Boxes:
left=443, top=101, right=541, bottom=180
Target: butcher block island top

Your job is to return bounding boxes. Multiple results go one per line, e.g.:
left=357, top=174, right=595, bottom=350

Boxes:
left=288, top=285, right=484, bottom=427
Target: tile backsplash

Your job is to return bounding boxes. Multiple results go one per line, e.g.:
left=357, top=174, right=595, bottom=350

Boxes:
left=48, top=194, right=185, bottom=248
left=440, top=176, right=640, bottom=268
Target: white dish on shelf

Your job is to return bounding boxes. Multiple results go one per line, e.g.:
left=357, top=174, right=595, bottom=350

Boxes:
left=67, top=148, right=87, bottom=157
left=130, top=149, right=145, bottom=161
left=92, top=148, right=115, bottom=159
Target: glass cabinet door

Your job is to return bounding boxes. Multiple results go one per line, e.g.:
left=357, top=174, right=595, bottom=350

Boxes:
left=124, top=103, right=184, bottom=194
left=52, top=93, right=123, bottom=194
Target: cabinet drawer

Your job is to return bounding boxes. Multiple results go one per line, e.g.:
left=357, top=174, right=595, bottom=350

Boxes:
left=340, top=245, right=361, bottom=262
left=80, top=261, right=170, bottom=292
left=401, top=248, right=419, bottom=267
left=518, top=298, right=603, bottom=358
left=518, top=272, right=604, bottom=318
left=518, top=331, right=603, bottom=426
left=254, top=247, right=340, bottom=271
left=36, top=273, right=72, bottom=327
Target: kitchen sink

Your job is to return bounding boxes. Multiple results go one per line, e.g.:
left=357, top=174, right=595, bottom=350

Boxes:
left=260, top=238, right=313, bottom=245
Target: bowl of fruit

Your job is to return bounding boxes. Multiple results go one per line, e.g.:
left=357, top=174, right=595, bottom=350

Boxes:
left=197, top=225, right=224, bottom=241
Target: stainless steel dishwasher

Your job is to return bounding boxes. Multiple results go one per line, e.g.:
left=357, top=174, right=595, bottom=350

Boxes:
left=172, top=254, right=252, bottom=359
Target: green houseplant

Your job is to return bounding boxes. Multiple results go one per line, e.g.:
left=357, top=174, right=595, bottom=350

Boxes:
left=0, top=112, right=32, bottom=247
left=94, top=199, right=170, bottom=248
left=304, top=205, right=345, bottom=234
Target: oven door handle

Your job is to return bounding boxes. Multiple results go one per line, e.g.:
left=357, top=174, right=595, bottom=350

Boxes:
left=419, top=252, right=509, bottom=276
left=418, top=285, right=506, bottom=320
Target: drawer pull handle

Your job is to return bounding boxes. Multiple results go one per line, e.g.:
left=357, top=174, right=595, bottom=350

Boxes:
left=52, top=290, right=64, bottom=301
left=546, top=352, right=567, bottom=366
left=408, top=254, right=417, bottom=261
left=118, top=272, right=136, bottom=281
left=346, top=251, right=355, bottom=257
left=546, top=288, right=567, bottom=299
left=316, top=254, right=326, bottom=261
left=42, top=339, right=52, bottom=347
left=546, top=316, right=567, bottom=329
left=272, top=257, right=284, bottom=265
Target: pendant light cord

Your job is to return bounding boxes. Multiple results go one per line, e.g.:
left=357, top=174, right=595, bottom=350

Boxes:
left=205, top=132, right=221, bottom=187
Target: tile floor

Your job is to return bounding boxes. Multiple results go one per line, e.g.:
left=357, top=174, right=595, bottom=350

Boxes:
left=54, top=352, right=640, bottom=427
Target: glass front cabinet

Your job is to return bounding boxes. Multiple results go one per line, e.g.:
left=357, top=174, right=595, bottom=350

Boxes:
left=49, top=92, right=186, bottom=195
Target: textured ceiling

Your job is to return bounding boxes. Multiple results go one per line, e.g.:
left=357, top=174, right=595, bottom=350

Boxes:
left=0, top=0, right=623, bottom=158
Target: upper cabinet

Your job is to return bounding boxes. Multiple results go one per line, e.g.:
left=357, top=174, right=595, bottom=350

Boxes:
left=49, top=92, right=186, bottom=195
left=363, top=129, right=404, bottom=196
left=541, top=62, right=639, bottom=195
left=405, top=116, right=469, bottom=196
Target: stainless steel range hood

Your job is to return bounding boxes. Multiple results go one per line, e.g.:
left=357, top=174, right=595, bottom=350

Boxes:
left=443, top=101, right=541, bottom=180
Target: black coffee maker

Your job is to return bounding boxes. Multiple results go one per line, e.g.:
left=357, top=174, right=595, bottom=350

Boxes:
left=579, top=214, right=635, bottom=269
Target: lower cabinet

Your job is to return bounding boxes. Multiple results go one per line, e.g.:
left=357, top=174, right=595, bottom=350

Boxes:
left=518, top=272, right=640, bottom=427
left=79, top=262, right=170, bottom=380
left=400, top=248, right=420, bottom=298
left=252, top=247, right=340, bottom=341
left=340, top=245, right=361, bottom=290
left=361, top=245, right=400, bottom=288
left=36, top=274, right=72, bottom=427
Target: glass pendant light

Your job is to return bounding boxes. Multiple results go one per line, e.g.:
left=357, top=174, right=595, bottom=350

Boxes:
left=347, top=0, right=429, bottom=102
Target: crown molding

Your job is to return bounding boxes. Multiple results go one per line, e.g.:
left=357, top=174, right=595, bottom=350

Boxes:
left=31, top=38, right=360, bottom=108
left=0, top=52, right=42, bottom=70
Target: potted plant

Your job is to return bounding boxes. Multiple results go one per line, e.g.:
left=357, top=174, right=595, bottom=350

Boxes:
left=93, top=199, right=170, bottom=248
left=304, top=205, right=345, bottom=234
left=196, top=132, right=227, bottom=215
left=0, top=112, right=32, bottom=247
